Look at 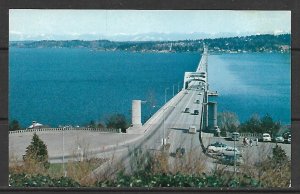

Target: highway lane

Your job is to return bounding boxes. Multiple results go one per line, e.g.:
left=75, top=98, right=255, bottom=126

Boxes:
left=88, top=81, right=207, bottom=178
left=88, top=50, right=210, bottom=177
left=164, top=81, right=210, bottom=172
left=167, top=83, right=203, bottom=151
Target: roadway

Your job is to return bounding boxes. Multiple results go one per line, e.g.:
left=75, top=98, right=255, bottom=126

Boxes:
left=86, top=81, right=207, bottom=179
left=9, top=80, right=205, bottom=165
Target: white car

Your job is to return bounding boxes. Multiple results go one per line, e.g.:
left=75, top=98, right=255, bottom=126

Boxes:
left=287, top=134, right=291, bottom=144
left=275, top=136, right=284, bottom=143
left=262, top=133, right=271, bottom=142
left=207, top=142, right=228, bottom=153
left=218, top=147, right=240, bottom=156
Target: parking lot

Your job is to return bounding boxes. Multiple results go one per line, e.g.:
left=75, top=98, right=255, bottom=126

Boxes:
left=202, top=135, right=291, bottom=167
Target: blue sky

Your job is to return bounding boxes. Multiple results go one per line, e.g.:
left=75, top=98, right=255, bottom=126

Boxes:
left=9, top=10, right=291, bottom=41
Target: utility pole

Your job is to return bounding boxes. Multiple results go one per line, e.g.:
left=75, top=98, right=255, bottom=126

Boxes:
left=163, top=108, right=166, bottom=147
left=173, top=84, right=175, bottom=97
left=162, top=106, right=175, bottom=148
left=165, top=88, right=169, bottom=104
left=233, top=129, right=237, bottom=187
left=62, top=127, right=66, bottom=177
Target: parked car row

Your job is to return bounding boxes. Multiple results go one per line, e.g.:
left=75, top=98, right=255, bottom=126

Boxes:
left=228, top=132, right=291, bottom=144
left=261, top=133, right=291, bottom=144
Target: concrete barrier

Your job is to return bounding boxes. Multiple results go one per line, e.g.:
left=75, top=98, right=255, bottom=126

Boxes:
left=9, top=127, right=121, bottom=135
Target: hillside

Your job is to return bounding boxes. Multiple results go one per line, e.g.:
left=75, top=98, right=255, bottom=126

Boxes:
left=9, top=34, right=290, bottom=53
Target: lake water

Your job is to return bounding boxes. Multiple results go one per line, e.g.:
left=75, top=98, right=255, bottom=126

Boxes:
left=9, top=48, right=291, bottom=128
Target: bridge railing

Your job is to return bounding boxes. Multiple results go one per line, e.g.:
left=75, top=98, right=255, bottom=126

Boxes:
left=226, top=132, right=263, bottom=139
left=9, top=127, right=121, bottom=134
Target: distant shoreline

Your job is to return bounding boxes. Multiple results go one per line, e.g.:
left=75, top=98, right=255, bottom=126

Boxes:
left=9, top=47, right=290, bottom=55
left=9, top=34, right=291, bottom=54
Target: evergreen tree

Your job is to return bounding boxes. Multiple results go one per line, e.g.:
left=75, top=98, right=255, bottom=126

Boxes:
left=24, top=133, right=49, bottom=169
left=89, top=120, right=96, bottom=128
left=272, top=145, right=288, bottom=166
left=240, top=114, right=262, bottom=133
left=261, top=114, right=280, bottom=137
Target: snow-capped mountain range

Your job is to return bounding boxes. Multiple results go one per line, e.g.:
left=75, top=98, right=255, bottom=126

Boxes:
left=10, top=31, right=289, bottom=42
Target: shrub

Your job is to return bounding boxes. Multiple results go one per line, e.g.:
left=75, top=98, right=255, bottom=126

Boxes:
left=9, top=119, right=21, bottom=131
left=217, top=112, right=240, bottom=134
left=96, top=172, right=260, bottom=188
left=9, top=173, right=81, bottom=187
left=105, top=114, right=129, bottom=132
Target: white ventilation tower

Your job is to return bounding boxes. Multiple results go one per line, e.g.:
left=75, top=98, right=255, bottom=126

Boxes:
left=132, top=100, right=142, bottom=127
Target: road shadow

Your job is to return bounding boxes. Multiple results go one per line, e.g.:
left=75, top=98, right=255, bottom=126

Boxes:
left=170, top=127, right=188, bottom=133
left=224, top=137, right=241, bottom=142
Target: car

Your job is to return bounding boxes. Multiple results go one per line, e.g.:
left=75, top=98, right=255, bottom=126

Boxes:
left=184, top=108, right=190, bottom=113
left=262, top=133, right=272, bottom=142
left=195, top=100, right=200, bottom=104
left=184, top=91, right=189, bottom=94
left=275, top=136, right=284, bottom=143
left=218, top=154, right=243, bottom=166
left=287, top=134, right=291, bottom=144
left=193, top=110, right=199, bottom=115
left=218, top=147, right=240, bottom=156
left=207, top=142, right=228, bottom=153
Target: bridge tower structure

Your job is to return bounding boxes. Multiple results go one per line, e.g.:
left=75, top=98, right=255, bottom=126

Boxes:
left=196, top=45, right=219, bottom=133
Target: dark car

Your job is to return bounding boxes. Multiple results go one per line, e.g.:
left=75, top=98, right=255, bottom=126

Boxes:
left=184, top=108, right=190, bottom=113
left=193, top=110, right=199, bottom=115
left=218, top=155, right=243, bottom=166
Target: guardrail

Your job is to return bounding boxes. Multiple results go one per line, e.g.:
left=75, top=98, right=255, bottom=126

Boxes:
left=226, top=132, right=263, bottom=139
left=9, top=127, right=121, bottom=134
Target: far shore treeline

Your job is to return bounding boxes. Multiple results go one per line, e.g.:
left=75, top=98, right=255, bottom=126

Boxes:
left=9, top=34, right=290, bottom=53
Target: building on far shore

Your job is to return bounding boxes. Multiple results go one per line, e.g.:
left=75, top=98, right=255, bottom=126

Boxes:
left=27, top=121, right=44, bottom=129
